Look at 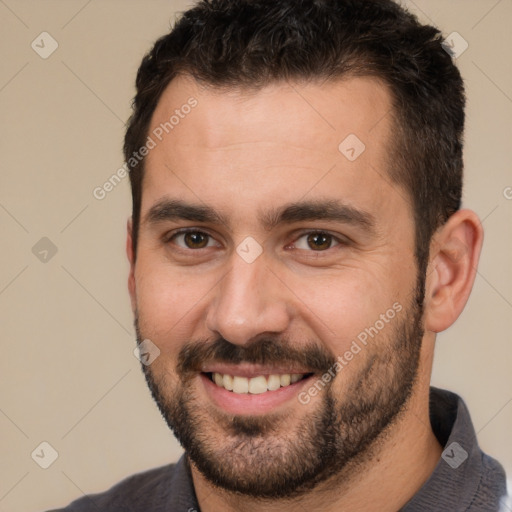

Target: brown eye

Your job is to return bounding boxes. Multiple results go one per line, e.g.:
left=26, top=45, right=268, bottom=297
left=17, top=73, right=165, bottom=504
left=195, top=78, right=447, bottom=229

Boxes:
left=293, top=231, right=341, bottom=252
left=307, top=233, right=332, bottom=251
left=183, top=232, right=209, bottom=248
left=170, top=230, right=215, bottom=249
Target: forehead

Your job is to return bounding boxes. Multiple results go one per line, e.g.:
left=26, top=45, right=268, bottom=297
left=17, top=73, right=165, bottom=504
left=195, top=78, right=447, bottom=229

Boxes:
left=142, top=74, right=408, bottom=229
left=149, top=74, right=393, bottom=153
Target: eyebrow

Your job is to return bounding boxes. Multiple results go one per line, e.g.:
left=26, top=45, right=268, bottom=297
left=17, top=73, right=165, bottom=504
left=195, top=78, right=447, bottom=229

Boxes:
left=260, top=200, right=376, bottom=234
left=145, top=199, right=226, bottom=226
left=144, top=198, right=377, bottom=235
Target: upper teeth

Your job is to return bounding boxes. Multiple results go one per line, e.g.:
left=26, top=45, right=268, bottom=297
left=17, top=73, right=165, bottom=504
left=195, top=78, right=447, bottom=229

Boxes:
left=212, top=373, right=305, bottom=394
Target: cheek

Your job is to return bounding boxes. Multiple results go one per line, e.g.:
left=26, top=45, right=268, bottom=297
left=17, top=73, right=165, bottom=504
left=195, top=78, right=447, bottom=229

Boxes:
left=134, top=260, right=217, bottom=352
left=285, top=268, right=402, bottom=354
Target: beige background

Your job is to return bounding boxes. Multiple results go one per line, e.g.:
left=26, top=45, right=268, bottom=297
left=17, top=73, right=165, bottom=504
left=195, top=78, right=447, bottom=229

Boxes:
left=0, top=1, right=511, bottom=510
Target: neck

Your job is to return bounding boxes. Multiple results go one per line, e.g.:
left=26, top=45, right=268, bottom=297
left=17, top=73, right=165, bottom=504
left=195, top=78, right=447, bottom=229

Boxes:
left=190, top=380, right=442, bottom=512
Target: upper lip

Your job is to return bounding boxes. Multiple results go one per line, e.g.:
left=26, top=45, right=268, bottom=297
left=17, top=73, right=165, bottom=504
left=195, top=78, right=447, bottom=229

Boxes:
left=200, top=363, right=314, bottom=379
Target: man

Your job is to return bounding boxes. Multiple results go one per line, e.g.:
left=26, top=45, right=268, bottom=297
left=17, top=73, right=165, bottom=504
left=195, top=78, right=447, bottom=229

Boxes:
left=54, top=0, right=507, bottom=510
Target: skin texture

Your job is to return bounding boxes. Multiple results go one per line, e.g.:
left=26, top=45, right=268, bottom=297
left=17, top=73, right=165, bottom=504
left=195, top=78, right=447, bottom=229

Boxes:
left=127, top=75, right=483, bottom=512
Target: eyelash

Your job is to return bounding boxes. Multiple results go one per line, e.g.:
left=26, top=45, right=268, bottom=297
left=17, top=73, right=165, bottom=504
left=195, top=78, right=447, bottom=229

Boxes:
left=165, top=228, right=219, bottom=249
left=165, top=228, right=347, bottom=252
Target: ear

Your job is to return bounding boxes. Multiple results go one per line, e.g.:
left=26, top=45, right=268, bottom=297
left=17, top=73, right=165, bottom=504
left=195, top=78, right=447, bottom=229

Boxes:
left=423, top=209, right=484, bottom=333
left=126, top=217, right=137, bottom=313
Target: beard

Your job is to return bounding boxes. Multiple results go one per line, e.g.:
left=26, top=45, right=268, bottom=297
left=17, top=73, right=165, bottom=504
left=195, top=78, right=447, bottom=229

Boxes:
left=135, top=277, right=425, bottom=500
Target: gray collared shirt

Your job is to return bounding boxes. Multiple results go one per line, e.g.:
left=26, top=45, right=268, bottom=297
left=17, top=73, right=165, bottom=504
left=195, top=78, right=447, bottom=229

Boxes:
left=50, top=387, right=507, bottom=511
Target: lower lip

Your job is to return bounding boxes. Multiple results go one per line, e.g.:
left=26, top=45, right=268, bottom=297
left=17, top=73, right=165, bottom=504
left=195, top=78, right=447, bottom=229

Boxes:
left=200, top=373, right=313, bottom=415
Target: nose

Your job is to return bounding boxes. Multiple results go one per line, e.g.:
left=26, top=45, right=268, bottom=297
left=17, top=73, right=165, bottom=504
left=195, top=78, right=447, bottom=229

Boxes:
left=205, top=252, right=291, bottom=346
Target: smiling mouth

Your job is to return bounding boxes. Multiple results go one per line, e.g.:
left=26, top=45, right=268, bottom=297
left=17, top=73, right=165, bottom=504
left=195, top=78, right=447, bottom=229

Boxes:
left=205, top=372, right=313, bottom=394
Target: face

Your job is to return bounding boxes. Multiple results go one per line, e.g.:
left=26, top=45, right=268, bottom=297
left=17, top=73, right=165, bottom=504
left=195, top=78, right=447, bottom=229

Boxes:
left=129, top=76, right=425, bottom=498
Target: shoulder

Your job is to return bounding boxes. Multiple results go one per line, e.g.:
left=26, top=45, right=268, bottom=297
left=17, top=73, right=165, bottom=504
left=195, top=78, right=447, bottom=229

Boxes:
left=47, top=462, right=178, bottom=512
left=468, top=452, right=508, bottom=511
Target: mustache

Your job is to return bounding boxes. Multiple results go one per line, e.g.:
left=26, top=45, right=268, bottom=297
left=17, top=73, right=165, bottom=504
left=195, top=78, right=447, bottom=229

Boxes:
left=176, top=336, right=337, bottom=376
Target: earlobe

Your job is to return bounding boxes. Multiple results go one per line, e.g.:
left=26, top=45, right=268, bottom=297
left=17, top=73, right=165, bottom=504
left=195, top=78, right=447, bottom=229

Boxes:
left=424, top=209, right=484, bottom=333
left=126, top=217, right=137, bottom=313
